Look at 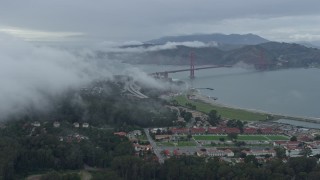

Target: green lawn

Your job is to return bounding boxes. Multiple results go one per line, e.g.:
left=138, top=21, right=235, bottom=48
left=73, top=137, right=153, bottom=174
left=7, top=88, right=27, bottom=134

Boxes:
left=137, top=134, right=148, bottom=141
left=194, top=135, right=227, bottom=141
left=177, top=141, right=196, bottom=146
left=157, top=141, right=196, bottom=147
left=174, top=95, right=268, bottom=121
left=194, top=135, right=289, bottom=141
left=237, top=135, right=268, bottom=141
left=265, top=135, right=289, bottom=140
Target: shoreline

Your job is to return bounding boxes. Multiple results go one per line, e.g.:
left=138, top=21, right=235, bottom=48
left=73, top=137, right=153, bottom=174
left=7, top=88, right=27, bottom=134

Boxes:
left=192, top=92, right=320, bottom=123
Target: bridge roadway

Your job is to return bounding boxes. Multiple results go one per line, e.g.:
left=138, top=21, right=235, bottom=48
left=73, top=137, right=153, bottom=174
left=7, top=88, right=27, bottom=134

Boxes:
left=124, top=81, right=148, bottom=99
left=149, top=65, right=232, bottom=75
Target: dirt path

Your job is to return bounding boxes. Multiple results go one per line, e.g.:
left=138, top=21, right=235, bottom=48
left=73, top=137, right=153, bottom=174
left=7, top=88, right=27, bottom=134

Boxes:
left=26, top=175, right=42, bottom=180
left=80, top=170, right=92, bottom=180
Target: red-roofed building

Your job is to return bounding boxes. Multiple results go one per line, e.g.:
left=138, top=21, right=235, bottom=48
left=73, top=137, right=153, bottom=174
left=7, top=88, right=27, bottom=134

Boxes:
left=163, top=150, right=171, bottom=157
left=298, top=135, right=312, bottom=142
left=224, top=128, right=240, bottom=134
left=190, top=127, right=206, bottom=135
left=260, top=128, right=274, bottom=134
left=274, top=141, right=301, bottom=149
left=171, top=128, right=189, bottom=135
left=243, top=128, right=258, bottom=134
left=114, top=132, right=127, bottom=137
left=173, top=149, right=181, bottom=156
left=155, top=135, right=172, bottom=141
left=207, top=127, right=224, bottom=134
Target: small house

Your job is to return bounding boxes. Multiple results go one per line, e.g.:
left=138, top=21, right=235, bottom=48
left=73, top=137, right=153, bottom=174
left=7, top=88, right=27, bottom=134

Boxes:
left=32, top=121, right=41, bottom=127
left=82, top=123, right=89, bottom=128
left=73, top=122, right=80, bottom=128
left=53, top=121, right=60, bottom=128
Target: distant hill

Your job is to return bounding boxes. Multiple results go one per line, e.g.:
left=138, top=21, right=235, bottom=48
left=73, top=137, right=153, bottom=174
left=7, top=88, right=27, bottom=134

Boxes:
left=146, top=33, right=269, bottom=45
left=111, top=41, right=320, bottom=68
left=296, top=41, right=320, bottom=49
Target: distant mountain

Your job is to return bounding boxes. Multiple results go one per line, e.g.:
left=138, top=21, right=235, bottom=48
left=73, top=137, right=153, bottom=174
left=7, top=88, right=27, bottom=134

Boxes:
left=296, top=41, right=320, bottom=49
left=146, top=33, right=269, bottom=45
left=112, top=41, right=320, bottom=68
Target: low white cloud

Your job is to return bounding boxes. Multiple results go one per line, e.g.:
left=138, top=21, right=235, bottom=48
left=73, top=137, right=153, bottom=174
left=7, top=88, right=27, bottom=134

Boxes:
left=97, top=41, right=217, bottom=53
left=122, top=41, right=144, bottom=46
left=0, top=33, right=112, bottom=119
left=0, top=26, right=84, bottom=42
left=168, top=15, right=320, bottom=42
left=0, top=33, right=169, bottom=119
left=147, top=41, right=216, bottom=51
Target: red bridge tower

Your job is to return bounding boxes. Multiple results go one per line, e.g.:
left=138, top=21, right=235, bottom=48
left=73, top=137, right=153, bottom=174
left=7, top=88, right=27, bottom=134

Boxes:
left=190, top=52, right=195, bottom=79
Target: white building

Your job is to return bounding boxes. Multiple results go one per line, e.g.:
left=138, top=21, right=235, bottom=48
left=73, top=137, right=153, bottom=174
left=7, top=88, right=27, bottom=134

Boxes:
left=206, top=149, right=234, bottom=157
left=73, top=122, right=80, bottom=128
left=243, top=150, right=276, bottom=157
left=132, top=130, right=142, bottom=136
left=53, top=121, right=60, bottom=128
left=82, top=123, right=89, bottom=128
left=32, top=121, right=41, bottom=127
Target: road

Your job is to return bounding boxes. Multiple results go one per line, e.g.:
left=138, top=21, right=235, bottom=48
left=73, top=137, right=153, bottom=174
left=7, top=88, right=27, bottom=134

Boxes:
left=144, top=128, right=165, bottom=164
left=124, top=81, right=148, bottom=99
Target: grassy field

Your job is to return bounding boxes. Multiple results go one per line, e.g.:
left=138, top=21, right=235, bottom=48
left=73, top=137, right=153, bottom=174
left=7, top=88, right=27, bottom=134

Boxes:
left=158, top=141, right=196, bottom=147
left=265, top=135, right=289, bottom=140
left=193, top=135, right=227, bottom=141
left=194, top=135, right=289, bottom=141
left=237, top=135, right=269, bottom=141
left=174, top=95, right=268, bottom=121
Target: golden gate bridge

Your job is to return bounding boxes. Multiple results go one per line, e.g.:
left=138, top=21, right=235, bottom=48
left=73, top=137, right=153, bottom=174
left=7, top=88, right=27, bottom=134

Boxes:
left=149, top=51, right=271, bottom=79
left=150, top=52, right=232, bottom=79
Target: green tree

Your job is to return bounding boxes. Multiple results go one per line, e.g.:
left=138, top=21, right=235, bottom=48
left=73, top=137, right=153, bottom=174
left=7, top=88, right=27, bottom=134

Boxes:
left=183, top=112, right=193, bottom=122
left=308, top=171, right=320, bottom=180
left=300, top=147, right=312, bottom=157
left=314, top=135, right=320, bottom=140
left=244, top=155, right=259, bottom=167
left=114, top=142, right=134, bottom=156
left=187, top=134, right=192, bottom=141
left=290, top=136, right=297, bottom=141
left=208, top=110, right=220, bottom=126
left=274, top=147, right=286, bottom=159
left=41, top=171, right=61, bottom=180
left=227, top=133, right=238, bottom=140
left=112, top=156, right=143, bottom=180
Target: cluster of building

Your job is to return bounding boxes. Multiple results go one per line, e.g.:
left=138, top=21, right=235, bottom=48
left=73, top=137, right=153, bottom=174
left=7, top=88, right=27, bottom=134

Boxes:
left=26, top=121, right=90, bottom=143
left=161, top=148, right=276, bottom=158
left=114, top=130, right=142, bottom=138
left=29, top=121, right=90, bottom=129
left=62, top=133, right=89, bottom=143
left=114, top=130, right=153, bottom=155
left=197, top=149, right=235, bottom=157
left=73, top=122, right=89, bottom=128
left=274, top=140, right=320, bottom=157
left=158, top=126, right=279, bottom=136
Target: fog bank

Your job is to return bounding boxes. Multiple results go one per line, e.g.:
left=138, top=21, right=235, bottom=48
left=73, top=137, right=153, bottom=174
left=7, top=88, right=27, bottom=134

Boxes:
left=0, top=33, right=113, bottom=119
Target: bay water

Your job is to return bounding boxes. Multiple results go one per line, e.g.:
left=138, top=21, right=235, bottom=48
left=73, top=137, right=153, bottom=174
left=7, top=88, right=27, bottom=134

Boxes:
left=134, top=65, right=320, bottom=119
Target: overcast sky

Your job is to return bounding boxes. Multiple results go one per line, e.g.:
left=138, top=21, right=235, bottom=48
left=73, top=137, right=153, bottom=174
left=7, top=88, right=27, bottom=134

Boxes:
left=1, top=0, right=320, bottom=43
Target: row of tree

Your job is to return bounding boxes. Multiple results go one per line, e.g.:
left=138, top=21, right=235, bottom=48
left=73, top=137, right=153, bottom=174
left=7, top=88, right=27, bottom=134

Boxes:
left=108, top=155, right=320, bottom=180
left=0, top=121, right=134, bottom=179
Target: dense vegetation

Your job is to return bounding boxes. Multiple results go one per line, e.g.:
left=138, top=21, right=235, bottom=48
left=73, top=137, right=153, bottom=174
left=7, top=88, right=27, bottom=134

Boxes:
left=1, top=79, right=320, bottom=179
left=0, top=80, right=177, bottom=179
left=0, top=120, right=134, bottom=179
left=108, top=155, right=320, bottom=180
left=52, top=80, right=177, bottom=128
left=114, top=41, right=320, bottom=69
